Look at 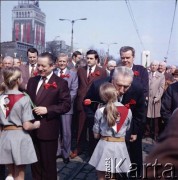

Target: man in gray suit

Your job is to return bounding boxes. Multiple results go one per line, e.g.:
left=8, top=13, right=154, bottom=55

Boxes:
left=55, top=53, right=78, bottom=163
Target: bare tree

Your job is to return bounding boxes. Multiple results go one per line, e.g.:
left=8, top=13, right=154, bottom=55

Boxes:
left=46, top=40, right=61, bottom=57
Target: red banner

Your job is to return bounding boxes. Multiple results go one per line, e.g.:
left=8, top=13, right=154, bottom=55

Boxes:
left=15, top=23, right=19, bottom=41
left=26, top=23, right=31, bottom=43
left=23, top=23, right=26, bottom=42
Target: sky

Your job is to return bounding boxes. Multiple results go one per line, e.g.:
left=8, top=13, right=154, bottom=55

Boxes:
left=1, top=0, right=178, bottom=65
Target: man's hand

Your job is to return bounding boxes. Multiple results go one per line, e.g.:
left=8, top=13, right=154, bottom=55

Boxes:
left=130, top=134, right=137, bottom=142
left=153, top=97, right=159, bottom=104
left=33, top=106, right=47, bottom=115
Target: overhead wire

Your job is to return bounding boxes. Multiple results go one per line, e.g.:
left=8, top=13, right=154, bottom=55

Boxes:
left=165, top=0, right=177, bottom=61
left=125, top=0, right=145, bottom=51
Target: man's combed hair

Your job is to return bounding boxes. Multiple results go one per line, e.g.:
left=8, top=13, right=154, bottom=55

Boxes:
left=39, top=52, right=55, bottom=65
left=112, top=66, right=134, bottom=81
left=120, top=46, right=135, bottom=57
left=27, top=47, right=38, bottom=56
left=99, top=82, right=119, bottom=127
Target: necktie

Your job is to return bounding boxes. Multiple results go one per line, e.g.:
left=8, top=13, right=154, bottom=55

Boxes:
left=60, top=70, right=63, bottom=77
left=31, top=64, right=35, bottom=77
left=36, top=77, right=47, bottom=102
left=87, top=67, right=92, bottom=81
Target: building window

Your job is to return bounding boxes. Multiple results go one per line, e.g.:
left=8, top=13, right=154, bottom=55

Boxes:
left=28, top=11, right=30, bottom=17
left=22, top=12, right=24, bottom=17
left=16, top=12, right=18, bottom=17
left=19, top=12, right=21, bottom=17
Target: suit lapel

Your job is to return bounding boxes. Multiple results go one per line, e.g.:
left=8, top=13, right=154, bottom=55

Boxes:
left=88, top=66, right=99, bottom=84
left=35, top=74, right=56, bottom=105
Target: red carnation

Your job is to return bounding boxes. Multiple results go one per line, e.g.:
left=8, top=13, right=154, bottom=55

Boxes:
left=134, top=71, right=139, bottom=76
left=84, top=99, right=92, bottom=105
left=33, top=71, right=38, bottom=76
left=95, top=71, right=100, bottom=76
left=125, top=99, right=136, bottom=109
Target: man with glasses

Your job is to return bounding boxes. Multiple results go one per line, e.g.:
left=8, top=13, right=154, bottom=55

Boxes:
left=85, top=66, right=145, bottom=177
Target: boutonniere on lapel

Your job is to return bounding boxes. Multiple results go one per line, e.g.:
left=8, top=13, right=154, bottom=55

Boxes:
left=44, top=82, right=57, bottom=89
left=125, top=99, right=136, bottom=109
left=133, top=71, right=139, bottom=77
left=91, top=71, right=100, bottom=77
left=60, top=74, right=70, bottom=78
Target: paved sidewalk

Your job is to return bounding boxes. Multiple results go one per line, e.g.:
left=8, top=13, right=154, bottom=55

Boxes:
left=24, top=137, right=154, bottom=180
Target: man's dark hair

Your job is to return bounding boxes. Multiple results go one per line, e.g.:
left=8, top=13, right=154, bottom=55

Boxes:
left=120, top=46, right=135, bottom=57
left=86, top=49, right=100, bottom=63
left=38, top=52, right=55, bottom=66
left=72, top=51, right=82, bottom=58
left=27, top=47, right=38, bottom=56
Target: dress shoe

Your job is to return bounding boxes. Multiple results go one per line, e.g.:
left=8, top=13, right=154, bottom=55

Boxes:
left=63, top=157, right=69, bottom=164
left=56, top=154, right=63, bottom=159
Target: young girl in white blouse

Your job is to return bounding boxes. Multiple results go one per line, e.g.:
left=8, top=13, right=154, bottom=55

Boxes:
left=89, top=82, right=132, bottom=180
left=0, top=67, right=40, bottom=180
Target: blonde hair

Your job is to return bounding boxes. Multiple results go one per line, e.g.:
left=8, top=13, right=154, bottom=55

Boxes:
left=99, top=82, right=119, bottom=127
left=0, top=67, right=21, bottom=93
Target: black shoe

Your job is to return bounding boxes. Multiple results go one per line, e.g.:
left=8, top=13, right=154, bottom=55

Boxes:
left=63, top=157, right=70, bottom=164
left=56, top=154, right=62, bottom=159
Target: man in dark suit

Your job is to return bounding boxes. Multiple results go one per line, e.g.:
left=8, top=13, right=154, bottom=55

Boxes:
left=20, top=47, right=38, bottom=90
left=161, top=81, right=178, bottom=125
left=27, top=52, right=71, bottom=180
left=120, top=46, right=148, bottom=98
left=70, top=50, right=107, bottom=158
left=85, top=66, right=145, bottom=177
left=67, top=51, right=82, bottom=70
left=54, top=53, right=78, bottom=164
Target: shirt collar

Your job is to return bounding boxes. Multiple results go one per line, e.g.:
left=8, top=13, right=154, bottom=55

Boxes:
left=41, top=71, right=53, bottom=81
left=88, top=65, right=96, bottom=71
left=59, top=68, right=67, bottom=74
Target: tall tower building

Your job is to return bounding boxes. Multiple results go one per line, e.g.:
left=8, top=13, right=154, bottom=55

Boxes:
left=12, top=0, right=46, bottom=53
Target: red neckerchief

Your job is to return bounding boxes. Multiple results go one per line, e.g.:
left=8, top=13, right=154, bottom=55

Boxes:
left=4, top=94, right=24, bottom=118
left=115, top=106, right=129, bottom=132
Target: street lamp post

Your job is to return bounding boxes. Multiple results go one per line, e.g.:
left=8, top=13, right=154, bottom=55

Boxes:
left=100, top=42, right=118, bottom=57
left=59, top=18, right=87, bottom=53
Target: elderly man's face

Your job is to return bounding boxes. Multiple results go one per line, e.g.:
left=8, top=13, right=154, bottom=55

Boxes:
left=107, top=64, right=116, bottom=71
left=120, top=50, right=134, bottom=68
left=37, top=57, right=54, bottom=77
left=3, top=59, right=13, bottom=68
left=112, top=74, right=132, bottom=96
left=158, top=64, right=166, bottom=73
left=13, top=58, right=21, bottom=67
left=57, top=56, right=68, bottom=70
left=150, top=63, right=158, bottom=72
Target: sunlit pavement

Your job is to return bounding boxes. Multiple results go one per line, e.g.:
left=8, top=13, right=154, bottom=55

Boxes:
left=24, top=138, right=154, bottom=180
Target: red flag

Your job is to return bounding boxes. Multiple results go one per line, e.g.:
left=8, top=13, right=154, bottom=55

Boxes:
left=27, top=23, right=31, bottom=43
left=15, top=23, right=19, bottom=41
left=103, top=56, right=108, bottom=68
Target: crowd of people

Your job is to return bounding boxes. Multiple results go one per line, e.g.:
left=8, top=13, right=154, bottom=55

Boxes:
left=0, top=46, right=178, bottom=180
